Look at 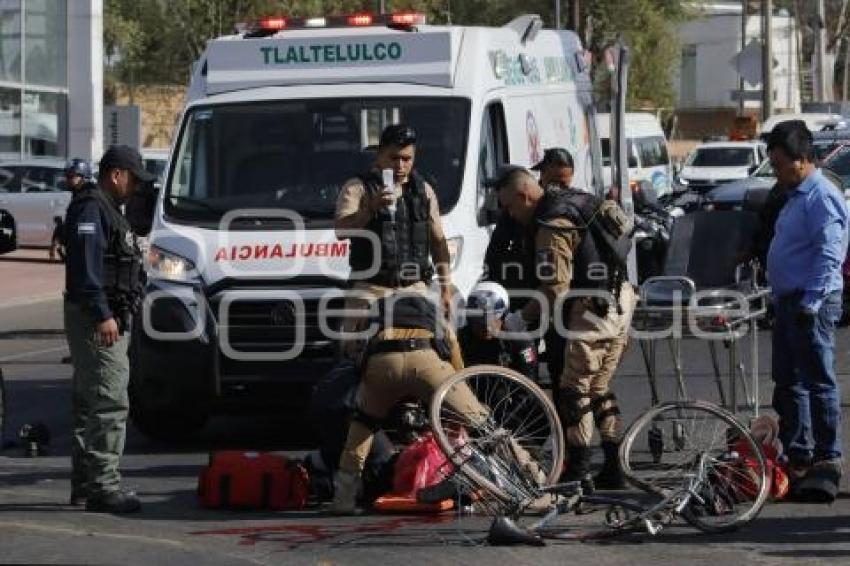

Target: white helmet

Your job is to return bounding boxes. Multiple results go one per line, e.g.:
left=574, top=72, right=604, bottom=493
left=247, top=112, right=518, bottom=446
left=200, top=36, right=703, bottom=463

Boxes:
left=466, top=281, right=510, bottom=319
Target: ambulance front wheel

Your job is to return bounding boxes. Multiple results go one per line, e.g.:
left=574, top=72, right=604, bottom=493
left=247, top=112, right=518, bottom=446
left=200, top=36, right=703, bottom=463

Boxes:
left=128, top=334, right=209, bottom=442
left=129, top=380, right=209, bottom=442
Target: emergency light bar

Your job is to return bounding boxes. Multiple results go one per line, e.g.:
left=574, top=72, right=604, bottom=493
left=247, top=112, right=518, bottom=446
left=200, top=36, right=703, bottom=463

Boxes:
left=240, top=12, right=426, bottom=37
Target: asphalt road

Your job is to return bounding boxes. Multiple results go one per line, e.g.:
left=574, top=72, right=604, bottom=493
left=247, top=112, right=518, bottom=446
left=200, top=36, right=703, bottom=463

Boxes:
left=2, top=297, right=850, bottom=565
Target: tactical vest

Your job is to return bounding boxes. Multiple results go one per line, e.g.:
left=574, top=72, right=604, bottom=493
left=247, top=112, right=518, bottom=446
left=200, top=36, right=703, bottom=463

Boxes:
left=348, top=171, right=433, bottom=286
left=70, top=183, right=144, bottom=314
left=534, top=188, right=627, bottom=298
left=368, top=294, right=452, bottom=361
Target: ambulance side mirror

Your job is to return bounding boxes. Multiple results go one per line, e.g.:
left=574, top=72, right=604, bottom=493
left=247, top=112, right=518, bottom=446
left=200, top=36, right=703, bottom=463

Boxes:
left=126, top=181, right=160, bottom=237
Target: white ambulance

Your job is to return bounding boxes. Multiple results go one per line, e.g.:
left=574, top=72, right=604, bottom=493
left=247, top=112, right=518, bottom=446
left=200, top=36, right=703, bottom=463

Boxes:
left=131, top=12, right=605, bottom=438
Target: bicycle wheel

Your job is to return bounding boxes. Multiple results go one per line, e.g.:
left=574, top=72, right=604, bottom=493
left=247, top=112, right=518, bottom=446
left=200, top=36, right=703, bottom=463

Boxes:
left=430, top=365, right=564, bottom=508
left=620, top=400, right=769, bottom=533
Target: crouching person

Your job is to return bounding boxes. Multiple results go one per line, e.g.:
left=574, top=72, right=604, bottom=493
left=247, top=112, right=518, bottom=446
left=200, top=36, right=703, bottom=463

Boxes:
left=331, top=290, right=476, bottom=514
left=495, top=167, right=636, bottom=489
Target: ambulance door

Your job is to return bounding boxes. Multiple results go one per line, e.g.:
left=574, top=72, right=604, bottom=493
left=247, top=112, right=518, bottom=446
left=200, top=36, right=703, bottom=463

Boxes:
left=477, top=101, right=508, bottom=227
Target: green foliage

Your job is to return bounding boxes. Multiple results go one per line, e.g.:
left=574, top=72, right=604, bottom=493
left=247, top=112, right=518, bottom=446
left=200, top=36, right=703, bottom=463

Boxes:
left=104, top=0, right=690, bottom=110
left=587, top=0, right=687, bottom=109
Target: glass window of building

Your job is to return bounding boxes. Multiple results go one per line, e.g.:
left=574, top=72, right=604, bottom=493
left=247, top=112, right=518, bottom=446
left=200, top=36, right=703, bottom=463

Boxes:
left=25, top=0, right=66, bottom=87
left=0, top=0, right=21, bottom=83
left=24, top=89, right=64, bottom=156
left=0, top=86, right=20, bottom=159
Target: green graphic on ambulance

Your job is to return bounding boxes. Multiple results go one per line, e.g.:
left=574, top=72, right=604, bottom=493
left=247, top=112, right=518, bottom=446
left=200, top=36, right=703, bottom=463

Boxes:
left=260, top=42, right=403, bottom=65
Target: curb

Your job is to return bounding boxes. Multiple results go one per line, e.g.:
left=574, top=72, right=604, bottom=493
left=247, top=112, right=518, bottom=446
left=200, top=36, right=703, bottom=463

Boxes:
left=0, top=293, right=62, bottom=310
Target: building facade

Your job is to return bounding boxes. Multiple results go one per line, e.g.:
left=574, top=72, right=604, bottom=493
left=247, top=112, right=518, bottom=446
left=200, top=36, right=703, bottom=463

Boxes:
left=675, top=1, right=800, bottom=138
left=0, top=0, right=101, bottom=162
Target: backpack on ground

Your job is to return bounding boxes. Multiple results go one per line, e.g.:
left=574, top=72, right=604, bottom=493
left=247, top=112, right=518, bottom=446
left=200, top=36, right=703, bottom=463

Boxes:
left=197, top=451, right=310, bottom=510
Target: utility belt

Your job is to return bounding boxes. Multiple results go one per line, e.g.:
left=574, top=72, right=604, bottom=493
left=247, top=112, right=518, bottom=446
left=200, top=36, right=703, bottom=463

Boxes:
left=365, top=331, right=452, bottom=362
left=367, top=338, right=433, bottom=355
left=64, top=290, right=139, bottom=334
left=365, top=269, right=430, bottom=288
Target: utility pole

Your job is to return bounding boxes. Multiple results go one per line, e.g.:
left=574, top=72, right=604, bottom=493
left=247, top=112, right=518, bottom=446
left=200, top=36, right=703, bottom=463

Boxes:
left=574, top=1, right=581, bottom=34
left=762, top=0, right=773, bottom=120
left=814, top=0, right=828, bottom=101
left=555, top=0, right=561, bottom=29
left=739, top=0, right=746, bottom=116
left=377, top=0, right=386, bottom=14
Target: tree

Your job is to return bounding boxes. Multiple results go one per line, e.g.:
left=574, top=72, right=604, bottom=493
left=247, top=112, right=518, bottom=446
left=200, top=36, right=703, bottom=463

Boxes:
left=104, top=0, right=689, bottom=110
left=585, top=0, right=688, bottom=110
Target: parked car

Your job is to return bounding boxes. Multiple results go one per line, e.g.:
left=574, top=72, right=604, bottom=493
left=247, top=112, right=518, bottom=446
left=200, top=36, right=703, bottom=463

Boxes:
left=675, top=141, right=766, bottom=193
left=820, top=143, right=850, bottom=190
left=0, top=207, right=15, bottom=254
left=760, top=113, right=847, bottom=140
left=0, top=159, right=71, bottom=247
left=704, top=160, right=776, bottom=211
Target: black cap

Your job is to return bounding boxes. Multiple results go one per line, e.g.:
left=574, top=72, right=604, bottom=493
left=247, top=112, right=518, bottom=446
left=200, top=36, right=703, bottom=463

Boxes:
left=99, top=145, right=156, bottom=183
left=379, top=124, right=417, bottom=148
left=530, top=147, right=574, bottom=171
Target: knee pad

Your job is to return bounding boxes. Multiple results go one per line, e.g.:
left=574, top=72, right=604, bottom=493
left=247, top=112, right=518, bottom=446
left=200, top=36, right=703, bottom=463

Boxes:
left=557, top=390, right=592, bottom=427
left=590, top=392, right=621, bottom=426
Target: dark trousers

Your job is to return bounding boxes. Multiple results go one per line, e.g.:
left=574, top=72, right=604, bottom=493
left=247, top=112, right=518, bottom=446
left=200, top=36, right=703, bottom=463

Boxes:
left=771, top=291, right=843, bottom=462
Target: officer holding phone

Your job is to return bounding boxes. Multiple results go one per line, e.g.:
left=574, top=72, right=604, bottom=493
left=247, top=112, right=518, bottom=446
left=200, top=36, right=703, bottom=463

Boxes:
left=334, top=124, right=455, bottom=357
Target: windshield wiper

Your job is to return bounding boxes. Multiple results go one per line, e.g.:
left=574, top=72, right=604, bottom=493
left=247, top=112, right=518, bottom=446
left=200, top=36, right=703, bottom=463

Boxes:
left=167, top=194, right=225, bottom=215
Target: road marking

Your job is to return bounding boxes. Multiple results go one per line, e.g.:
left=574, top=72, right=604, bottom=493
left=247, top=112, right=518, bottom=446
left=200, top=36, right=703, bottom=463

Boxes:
left=0, top=345, right=67, bottom=363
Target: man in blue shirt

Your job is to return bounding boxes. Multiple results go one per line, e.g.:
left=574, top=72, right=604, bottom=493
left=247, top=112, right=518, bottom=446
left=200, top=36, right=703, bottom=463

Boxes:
left=766, top=120, right=849, bottom=502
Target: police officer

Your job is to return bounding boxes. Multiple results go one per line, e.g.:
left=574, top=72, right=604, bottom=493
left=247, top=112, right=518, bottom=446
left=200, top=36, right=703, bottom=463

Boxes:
left=50, top=158, right=93, bottom=261
left=483, top=149, right=576, bottom=380
left=330, top=291, right=474, bottom=514
left=532, top=147, right=575, bottom=190
left=64, top=145, right=153, bottom=513
left=335, top=124, right=455, bottom=356
left=496, top=168, right=636, bottom=490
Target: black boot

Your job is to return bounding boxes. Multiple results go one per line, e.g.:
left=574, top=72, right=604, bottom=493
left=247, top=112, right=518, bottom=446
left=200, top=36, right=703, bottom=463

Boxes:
left=561, top=446, right=592, bottom=483
left=85, top=489, right=141, bottom=514
left=593, top=441, right=627, bottom=490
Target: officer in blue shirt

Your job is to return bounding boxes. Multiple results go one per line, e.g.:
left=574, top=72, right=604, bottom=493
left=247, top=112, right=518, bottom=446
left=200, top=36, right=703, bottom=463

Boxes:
left=766, top=120, right=849, bottom=502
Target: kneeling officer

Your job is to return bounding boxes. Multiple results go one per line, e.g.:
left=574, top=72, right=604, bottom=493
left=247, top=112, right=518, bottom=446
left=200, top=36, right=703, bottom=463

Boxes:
left=64, top=145, right=154, bottom=513
left=331, top=291, right=477, bottom=514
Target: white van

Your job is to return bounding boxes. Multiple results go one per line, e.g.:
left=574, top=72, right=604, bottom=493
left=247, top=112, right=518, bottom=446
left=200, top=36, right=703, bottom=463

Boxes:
left=131, top=12, right=605, bottom=437
left=596, top=112, right=672, bottom=195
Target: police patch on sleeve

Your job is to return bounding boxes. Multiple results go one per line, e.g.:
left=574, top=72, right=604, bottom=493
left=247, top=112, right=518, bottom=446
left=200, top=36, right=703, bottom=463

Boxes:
left=536, top=248, right=556, bottom=281
left=77, top=222, right=96, bottom=235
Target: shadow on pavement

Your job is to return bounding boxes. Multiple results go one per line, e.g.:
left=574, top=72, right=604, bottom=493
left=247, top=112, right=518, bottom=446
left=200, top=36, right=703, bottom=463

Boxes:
left=658, top=513, right=850, bottom=558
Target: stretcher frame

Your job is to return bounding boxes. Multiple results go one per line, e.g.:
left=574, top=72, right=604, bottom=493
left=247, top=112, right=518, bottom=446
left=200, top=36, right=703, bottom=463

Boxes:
left=631, top=269, right=770, bottom=422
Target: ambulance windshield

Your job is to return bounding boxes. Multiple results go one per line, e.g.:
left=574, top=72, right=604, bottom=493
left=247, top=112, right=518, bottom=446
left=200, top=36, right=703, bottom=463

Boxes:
left=164, top=97, right=470, bottom=225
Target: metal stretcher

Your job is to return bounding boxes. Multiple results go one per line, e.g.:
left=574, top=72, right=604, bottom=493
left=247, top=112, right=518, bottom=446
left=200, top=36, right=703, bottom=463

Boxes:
left=631, top=210, right=771, bottom=421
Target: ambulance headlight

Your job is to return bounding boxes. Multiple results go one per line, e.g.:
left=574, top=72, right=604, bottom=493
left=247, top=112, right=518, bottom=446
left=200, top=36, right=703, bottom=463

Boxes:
left=446, top=237, right=463, bottom=271
left=147, top=245, right=196, bottom=282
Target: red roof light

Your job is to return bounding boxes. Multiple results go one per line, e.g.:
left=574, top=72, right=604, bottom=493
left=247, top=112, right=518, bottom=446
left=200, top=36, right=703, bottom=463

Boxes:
left=348, top=13, right=374, bottom=26
left=259, top=17, right=287, bottom=30
left=389, top=12, right=426, bottom=26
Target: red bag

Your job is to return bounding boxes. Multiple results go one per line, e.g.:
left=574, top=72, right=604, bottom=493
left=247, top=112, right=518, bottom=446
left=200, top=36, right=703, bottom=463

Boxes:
left=198, top=451, right=310, bottom=510
left=374, top=432, right=454, bottom=513
left=732, top=438, right=790, bottom=500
